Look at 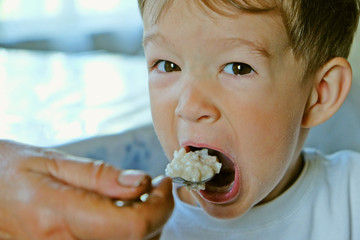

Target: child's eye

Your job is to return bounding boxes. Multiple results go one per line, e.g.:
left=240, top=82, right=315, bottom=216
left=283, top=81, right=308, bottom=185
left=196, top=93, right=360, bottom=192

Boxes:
left=223, top=62, right=254, bottom=76
left=155, top=60, right=181, bottom=72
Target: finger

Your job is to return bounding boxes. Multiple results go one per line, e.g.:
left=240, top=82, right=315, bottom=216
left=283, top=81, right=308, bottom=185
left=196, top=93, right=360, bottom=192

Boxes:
left=134, top=176, right=174, bottom=237
left=25, top=155, right=152, bottom=200
left=66, top=176, right=174, bottom=240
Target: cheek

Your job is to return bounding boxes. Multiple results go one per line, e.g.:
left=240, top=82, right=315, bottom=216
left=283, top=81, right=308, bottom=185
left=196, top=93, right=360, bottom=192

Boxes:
left=234, top=96, right=301, bottom=151
left=232, top=92, right=305, bottom=194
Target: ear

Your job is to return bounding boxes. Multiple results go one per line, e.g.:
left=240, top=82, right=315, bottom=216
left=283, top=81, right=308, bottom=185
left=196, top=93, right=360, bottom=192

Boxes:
left=302, top=57, right=352, bottom=128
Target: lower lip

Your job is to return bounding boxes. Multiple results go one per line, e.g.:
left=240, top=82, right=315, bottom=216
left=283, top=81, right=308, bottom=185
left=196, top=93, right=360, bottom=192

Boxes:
left=198, top=168, right=241, bottom=204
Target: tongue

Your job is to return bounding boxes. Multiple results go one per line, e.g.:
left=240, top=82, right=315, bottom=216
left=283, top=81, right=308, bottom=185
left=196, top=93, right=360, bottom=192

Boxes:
left=205, top=149, right=235, bottom=192
left=205, top=170, right=235, bottom=192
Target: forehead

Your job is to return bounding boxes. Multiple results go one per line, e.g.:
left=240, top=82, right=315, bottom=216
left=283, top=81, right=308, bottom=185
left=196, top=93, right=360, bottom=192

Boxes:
left=141, top=0, right=278, bottom=25
left=143, top=0, right=288, bottom=57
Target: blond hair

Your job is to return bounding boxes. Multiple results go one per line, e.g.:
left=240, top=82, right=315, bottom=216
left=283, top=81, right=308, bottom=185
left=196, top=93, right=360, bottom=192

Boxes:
left=138, top=0, right=360, bottom=77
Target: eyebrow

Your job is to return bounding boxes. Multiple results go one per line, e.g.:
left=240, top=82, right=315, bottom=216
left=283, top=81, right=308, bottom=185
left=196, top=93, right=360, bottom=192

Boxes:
left=143, top=32, right=167, bottom=48
left=220, top=37, right=273, bottom=59
left=143, top=32, right=272, bottom=59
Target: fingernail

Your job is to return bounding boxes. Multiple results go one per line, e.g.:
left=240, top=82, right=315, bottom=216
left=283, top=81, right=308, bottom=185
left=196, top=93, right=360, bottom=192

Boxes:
left=152, top=175, right=166, bottom=186
left=118, top=170, right=146, bottom=187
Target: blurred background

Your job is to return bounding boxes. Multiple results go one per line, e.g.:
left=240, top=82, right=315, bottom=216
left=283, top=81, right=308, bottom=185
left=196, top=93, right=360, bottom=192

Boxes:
left=0, top=0, right=143, bottom=53
left=0, top=0, right=152, bottom=147
left=0, top=0, right=359, bottom=149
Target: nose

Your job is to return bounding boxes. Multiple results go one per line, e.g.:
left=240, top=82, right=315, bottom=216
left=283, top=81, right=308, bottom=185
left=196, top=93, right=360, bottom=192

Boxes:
left=175, top=81, right=220, bottom=124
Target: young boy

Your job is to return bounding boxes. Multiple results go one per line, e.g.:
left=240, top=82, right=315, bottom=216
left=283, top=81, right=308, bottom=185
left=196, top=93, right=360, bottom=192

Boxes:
left=139, top=0, right=360, bottom=239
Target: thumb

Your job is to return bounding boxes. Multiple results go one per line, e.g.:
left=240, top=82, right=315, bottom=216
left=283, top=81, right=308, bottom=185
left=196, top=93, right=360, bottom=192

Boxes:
left=25, top=154, right=152, bottom=200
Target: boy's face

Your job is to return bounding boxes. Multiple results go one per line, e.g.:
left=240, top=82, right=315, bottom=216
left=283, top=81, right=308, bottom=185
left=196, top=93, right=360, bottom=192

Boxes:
left=143, top=1, right=311, bottom=219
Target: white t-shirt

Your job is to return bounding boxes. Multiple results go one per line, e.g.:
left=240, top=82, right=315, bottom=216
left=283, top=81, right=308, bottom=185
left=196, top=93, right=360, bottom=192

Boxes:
left=161, top=149, right=360, bottom=240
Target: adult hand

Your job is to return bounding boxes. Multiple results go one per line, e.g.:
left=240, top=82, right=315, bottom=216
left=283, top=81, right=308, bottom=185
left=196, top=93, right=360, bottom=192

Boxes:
left=0, top=140, right=174, bottom=240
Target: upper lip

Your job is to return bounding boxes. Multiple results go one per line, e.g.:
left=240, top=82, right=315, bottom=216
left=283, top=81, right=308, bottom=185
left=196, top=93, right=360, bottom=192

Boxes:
left=182, top=141, right=225, bottom=153
left=181, top=141, right=236, bottom=167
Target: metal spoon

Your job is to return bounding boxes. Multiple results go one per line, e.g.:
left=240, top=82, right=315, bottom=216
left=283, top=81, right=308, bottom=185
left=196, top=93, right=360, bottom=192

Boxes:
left=171, top=175, right=215, bottom=190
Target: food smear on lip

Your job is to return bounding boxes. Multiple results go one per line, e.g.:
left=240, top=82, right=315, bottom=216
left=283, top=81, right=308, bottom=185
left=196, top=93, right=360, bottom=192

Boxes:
left=165, top=148, right=222, bottom=191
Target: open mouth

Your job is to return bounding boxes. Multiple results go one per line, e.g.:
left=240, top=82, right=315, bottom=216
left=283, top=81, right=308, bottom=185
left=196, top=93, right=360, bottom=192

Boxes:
left=186, top=146, right=240, bottom=204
